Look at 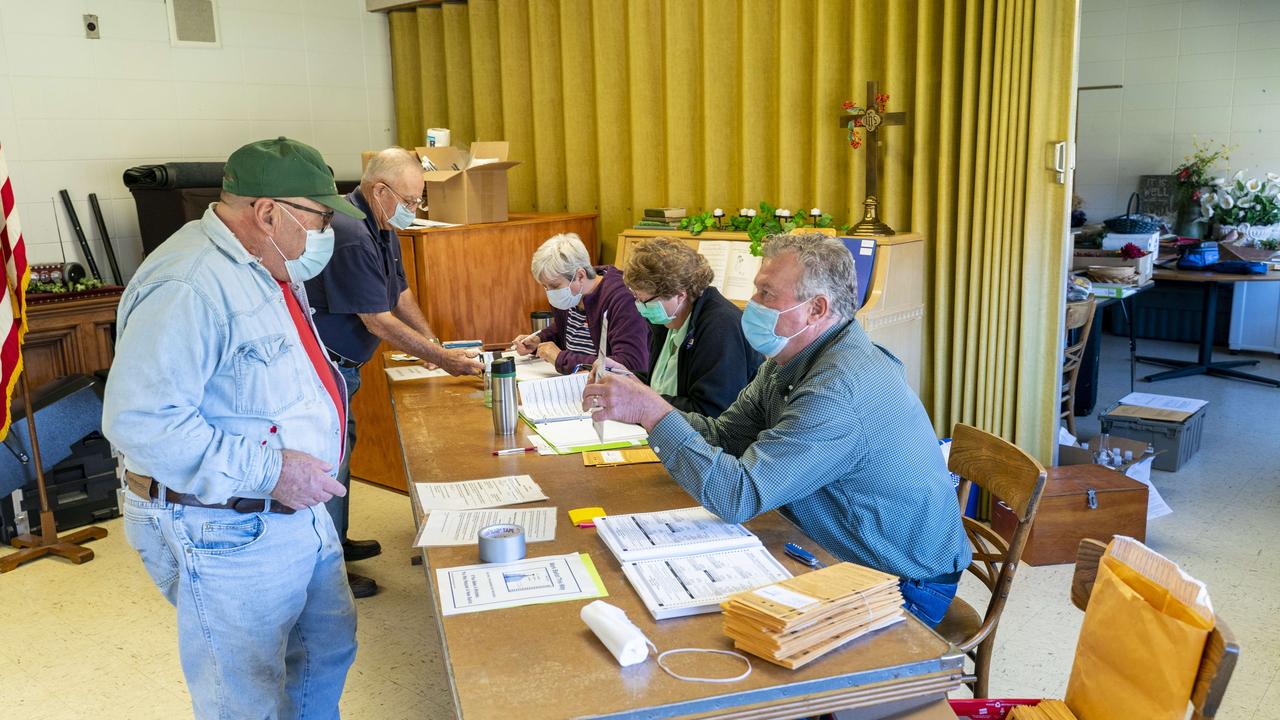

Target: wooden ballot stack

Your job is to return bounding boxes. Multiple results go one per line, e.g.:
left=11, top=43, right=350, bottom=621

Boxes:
left=721, top=563, right=906, bottom=669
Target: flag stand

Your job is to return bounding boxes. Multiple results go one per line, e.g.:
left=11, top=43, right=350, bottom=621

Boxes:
left=0, top=321, right=108, bottom=573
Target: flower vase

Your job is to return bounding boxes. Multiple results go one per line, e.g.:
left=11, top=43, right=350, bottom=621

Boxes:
left=1174, top=205, right=1204, bottom=239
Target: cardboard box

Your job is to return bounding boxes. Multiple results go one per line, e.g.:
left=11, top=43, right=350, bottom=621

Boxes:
left=991, top=464, right=1148, bottom=566
left=1072, top=250, right=1153, bottom=285
left=416, top=141, right=519, bottom=225
left=1058, top=436, right=1149, bottom=473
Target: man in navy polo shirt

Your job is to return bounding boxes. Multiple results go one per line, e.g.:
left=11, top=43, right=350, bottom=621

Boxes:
left=307, top=147, right=483, bottom=597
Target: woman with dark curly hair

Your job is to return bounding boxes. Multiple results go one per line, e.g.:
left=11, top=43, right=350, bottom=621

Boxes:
left=623, top=237, right=762, bottom=417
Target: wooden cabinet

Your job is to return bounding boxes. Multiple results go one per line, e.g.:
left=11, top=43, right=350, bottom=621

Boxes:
left=614, top=228, right=928, bottom=393
left=22, top=293, right=121, bottom=389
left=349, top=212, right=598, bottom=491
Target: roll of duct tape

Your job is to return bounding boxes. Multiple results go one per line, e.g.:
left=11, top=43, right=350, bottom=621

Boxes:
left=478, top=523, right=525, bottom=563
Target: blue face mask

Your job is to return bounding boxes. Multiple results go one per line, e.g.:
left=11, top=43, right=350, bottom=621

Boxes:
left=741, top=298, right=810, bottom=358
left=379, top=184, right=417, bottom=230
left=272, top=206, right=335, bottom=283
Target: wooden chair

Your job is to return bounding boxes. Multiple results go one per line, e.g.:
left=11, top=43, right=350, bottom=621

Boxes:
left=1060, top=297, right=1097, bottom=436
left=1071, top=539, right=1239, bottom=720
left=935, top=423, right=1047, bottom=698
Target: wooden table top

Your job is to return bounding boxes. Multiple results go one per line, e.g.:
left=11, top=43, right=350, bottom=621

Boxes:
left=1153, top=267, right=1280, bottom=283
left=390, top=376, right=964, bottom=720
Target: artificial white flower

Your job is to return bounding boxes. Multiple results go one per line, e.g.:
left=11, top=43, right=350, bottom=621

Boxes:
left=1221, top=194, right=1235, bottom=210
left=1212, top=176, right=1226, bottom=186
left=1246, top=178, right=1262, bottom=193
left=1239, top=198, right=1255, bottom=209
left=1268, top=173, right=1280, bottom=183
left=1233, top=170, right=1245, bottom=182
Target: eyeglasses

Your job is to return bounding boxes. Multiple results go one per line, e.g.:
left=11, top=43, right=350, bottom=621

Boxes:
left=272, top=198, right=334, bottom=230
left=380, top=183, right=423, bottom=209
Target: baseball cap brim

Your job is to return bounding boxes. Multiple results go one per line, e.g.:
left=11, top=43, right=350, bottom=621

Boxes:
left=312, top=193, right=366, bottom=220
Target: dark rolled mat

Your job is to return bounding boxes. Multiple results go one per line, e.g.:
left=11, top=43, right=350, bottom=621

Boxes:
left=123, top=162, right=226, bottom=190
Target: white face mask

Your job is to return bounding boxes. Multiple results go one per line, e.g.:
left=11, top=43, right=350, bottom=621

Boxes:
left=378, top=184, right=416, bottom=230
left=271, top=206, right=334, bottom=283
left=545, top=273, right=584, bottom=310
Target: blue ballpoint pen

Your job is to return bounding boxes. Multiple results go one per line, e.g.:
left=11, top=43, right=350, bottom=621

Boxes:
left=784, top=542, right=826, bottom=569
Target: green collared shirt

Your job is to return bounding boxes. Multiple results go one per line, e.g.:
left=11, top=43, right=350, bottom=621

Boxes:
left=648, top=319, right=689, bottom=396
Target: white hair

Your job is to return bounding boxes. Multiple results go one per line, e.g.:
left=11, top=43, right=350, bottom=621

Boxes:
left=530, top=233, right=596, bottom=282
left=761, top=233, right=859, bottom=319
left=361, top=147, right=421, bottom=186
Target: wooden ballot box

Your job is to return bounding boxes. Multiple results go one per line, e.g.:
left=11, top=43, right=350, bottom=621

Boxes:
left=991, top=464, right=1148, bottom=566
left=349, top=212, right=597, bottom=491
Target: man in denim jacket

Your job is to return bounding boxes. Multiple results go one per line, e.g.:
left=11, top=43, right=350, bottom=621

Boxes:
left=103, top=138, right=364, bottom=719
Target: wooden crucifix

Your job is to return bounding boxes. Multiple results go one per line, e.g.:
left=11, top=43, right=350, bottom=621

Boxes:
left=837, top=80, right=908, bottom=236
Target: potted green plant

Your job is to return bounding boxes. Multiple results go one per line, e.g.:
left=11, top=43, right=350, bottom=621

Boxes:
left=1173, top=139, right=1231, bottom=238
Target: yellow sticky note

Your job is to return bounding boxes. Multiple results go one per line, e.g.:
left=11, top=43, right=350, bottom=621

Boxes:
left=569, top=507, right=606, bottom=528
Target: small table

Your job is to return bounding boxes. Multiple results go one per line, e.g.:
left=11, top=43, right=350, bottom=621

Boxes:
left=1139, top=268, right=1280, bottom=387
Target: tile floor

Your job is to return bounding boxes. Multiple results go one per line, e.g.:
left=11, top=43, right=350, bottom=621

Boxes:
left=2, top=334, right=1276, bottom=719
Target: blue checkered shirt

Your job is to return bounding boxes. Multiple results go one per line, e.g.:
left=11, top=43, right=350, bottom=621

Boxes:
left=648, top=319, right=971, bottom=581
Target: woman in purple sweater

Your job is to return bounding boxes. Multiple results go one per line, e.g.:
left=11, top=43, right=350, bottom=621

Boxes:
left=511, top=233, right=651, bottom=375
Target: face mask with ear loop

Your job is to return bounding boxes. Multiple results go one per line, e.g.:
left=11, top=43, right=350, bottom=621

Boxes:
left=267, top=204, right=335, bottom=283
left=377, top=183, right=417, bottom=231
left=580, top=600, right=753, bottom=683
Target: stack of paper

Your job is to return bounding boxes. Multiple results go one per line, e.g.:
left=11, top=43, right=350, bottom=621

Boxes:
left=595, top=508, right=792, bottom=620
left=720, top=563, right=906, bottom=669
left=518, top=373, right=592, bottom=423
left=1115, top=392, right=1208, bottom=423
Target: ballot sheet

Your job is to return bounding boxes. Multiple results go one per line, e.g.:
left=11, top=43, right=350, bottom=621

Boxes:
left=436, top=552, right=608, bottom=616
left=414, top=507, right=558, bottom=547
left=386, top=365, right=450, bottom=382
left=518, top=373, right=591, bottom=423
left=621, top=546, right=792, bottom=620
left=594, top=507, right=759, bottom=562
left=414, top=475, right=549, bottom=512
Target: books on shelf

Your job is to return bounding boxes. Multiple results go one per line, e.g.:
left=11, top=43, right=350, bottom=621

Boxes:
left=595, top=507, right=792, bottom=620
left=721, top=562, right=906, bottom=669
left=643, top=207, right=686, bottom=219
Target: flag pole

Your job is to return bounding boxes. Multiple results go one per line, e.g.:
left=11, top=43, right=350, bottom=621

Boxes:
left=0, top=300, right=108, bottom=574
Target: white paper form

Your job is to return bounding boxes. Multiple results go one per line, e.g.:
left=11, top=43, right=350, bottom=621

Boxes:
left=696, top=240, right=731, bottom=292
left=503, top=352, right=561, bottom=381
left=1118, top=392, right=1208, bottom=413
left=533, top=418, right=647, bottom=453
left=595, top=507, right=758, bottom=562
left=723, top=246, right=763, bottom=301
left=414, top=507, right=558, bottom=547
left=414, top=475, right=549, bottom=512
left=386, top=365, right=450, bottom=382
left=436, top=552, right=608, bottom=616
left=621, top=546, right=792, bottom=620
left=518, top=373, right=591, bottom=423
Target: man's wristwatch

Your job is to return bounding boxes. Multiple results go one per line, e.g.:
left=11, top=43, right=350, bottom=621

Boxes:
left=429, top=337, right=441, bottom=346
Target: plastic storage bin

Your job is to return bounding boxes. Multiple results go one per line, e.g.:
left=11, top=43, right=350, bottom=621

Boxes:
left=1099, top=403, right=1207, bottom=472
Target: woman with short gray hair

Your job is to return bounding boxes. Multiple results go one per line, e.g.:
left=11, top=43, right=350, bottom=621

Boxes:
left=512, top=233, right=650, bottom=375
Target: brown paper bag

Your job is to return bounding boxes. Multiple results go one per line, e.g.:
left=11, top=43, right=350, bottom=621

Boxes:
left=1065, top=539, right=1213, bottom=720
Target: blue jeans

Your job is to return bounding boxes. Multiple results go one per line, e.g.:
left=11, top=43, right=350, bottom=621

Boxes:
left=325, top=365, right=362, bottom=544
left=899, top=578, right=959, bottom=628
left=123, top=491, right=357, bottom=719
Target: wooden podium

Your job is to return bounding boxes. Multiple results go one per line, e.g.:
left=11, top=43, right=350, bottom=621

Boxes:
left=614, top=228, right=927, bottom=393
left=349, top=212, right=598, bottom=492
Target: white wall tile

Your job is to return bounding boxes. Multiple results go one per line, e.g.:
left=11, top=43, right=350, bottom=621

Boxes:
left=310, top=85, right=370, bottom=125
left=1075, top=182, right=1121, bottom=220
left=1079, top=87, right=1125, bottom=113
left=246, top=83, right=312, bottom=122
left=1236, top=50, right=1280, bottom=78
left=1176, top=79, right=1235, bottom=107
left=1240, top=0, right=1280, bottom=23
left=1125, top=5, right=1181, bottom=32
left=1083, top=9, right=1128, bottom=37
left=1123, top=82, right=1177, bottom=109
left=1122, top=108, right=1175, bottom=134
left=1082, top=35, right=1127, bottom=62
left=306, top=51, right=367, bottom=88
left=1237, top=20, right=1280, bottom=50
left=1078, top=130, right=1122, bottom=160
left=306, top=16, right=365, bottom=54
left=1076, top=157, right=1120, bottom=185
left=1174, top=106, right=1232, bottom=134
left=174, top=81, right=253, bottom=121
left=1176, top=51, right=1236, bottom=82
left=1233, top=76, right=1280, bottom=105
left=1079, top=109, right=1123, bottom=136
left=1125, top=57, right=1176, bottom=85
left=1231, top=106, right=1280, bottom=133
left=1179, top=24, right=1240, bottom=55
left=99, top=1, right=172, bottom=43
left=242, top=47, right=310, bottom=82
left=1126, top=29, right=1180, bottom=59
left=1180, top=0, right=1239, bottom=28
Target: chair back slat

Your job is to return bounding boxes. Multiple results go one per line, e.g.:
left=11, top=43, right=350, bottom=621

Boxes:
left=948, top=423, right=1046, bottom=520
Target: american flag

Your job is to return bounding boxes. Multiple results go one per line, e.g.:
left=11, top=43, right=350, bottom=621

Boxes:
left=0, top=141, right=30, bottom=441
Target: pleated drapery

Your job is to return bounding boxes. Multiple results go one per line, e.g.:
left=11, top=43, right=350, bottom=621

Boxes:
left=388, top=0, right=1078, bottom=462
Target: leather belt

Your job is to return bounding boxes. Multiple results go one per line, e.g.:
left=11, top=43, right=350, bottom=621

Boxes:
left=326, top=350, right=365, bottom=369
left=125, top=471, right=294, bottom=515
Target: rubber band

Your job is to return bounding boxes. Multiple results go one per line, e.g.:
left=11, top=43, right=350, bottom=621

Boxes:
left=656, top=648, right=753, bottom=684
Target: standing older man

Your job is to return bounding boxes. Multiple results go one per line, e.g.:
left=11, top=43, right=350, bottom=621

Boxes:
left=104, top=137, right=360, bottom=718
left=306, top=147, right=483, bottom=598
left=584, top=234, right=971, bottom=627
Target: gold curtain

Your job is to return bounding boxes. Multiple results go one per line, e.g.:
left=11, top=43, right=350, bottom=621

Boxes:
left=388, top=0, right=1077, bottom=462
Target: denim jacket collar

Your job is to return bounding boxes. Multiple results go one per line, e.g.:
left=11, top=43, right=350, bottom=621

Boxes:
left=201, top=204, right=262, bottom=266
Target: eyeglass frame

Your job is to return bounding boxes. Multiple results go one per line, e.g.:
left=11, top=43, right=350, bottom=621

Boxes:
left=260, top=198, right=335, bottom=231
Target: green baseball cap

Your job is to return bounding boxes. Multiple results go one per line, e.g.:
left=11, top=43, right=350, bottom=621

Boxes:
left=222, top=137, right=365, bottom=219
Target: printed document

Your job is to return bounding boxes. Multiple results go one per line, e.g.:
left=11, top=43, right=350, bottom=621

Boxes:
left=697, top=241, right=731, bottom=292
left=723, top=246, right=762, bottom=301
left=504, top=352, right=560, bottom=381
left=532, top=418, right=648, bottom=453
left=518, top=373, right=592, bottom=423
left=1118, top=392, right=1207, bottom=413
left=622, top=546, right=792, bottom=620
left=414, top=475, right=549, bottom=512
left=414, top=507, right=558, bottom=547
left=595, top=507, right=759, bottom=562
left=386, top=365, right=449, bottom=382
left=436, top=552, right=608, bottom=616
